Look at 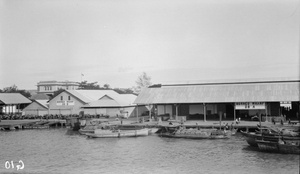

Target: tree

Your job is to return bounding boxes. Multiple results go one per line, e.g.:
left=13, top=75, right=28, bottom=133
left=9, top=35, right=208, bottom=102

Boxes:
left=114, top=88, right=135, bottom=95
left=3, top=84, right=18, bottom=93
left=103, top=84, right=111, bottom=89
left=1, top=84, right=31, bottom=98
left=78, top=81, right=101, bottom=89
left=50, top=88, right=65, bottom=100
left=18, top=90, right=32, bottom=98
left=134, top=72, right=152, bottom=94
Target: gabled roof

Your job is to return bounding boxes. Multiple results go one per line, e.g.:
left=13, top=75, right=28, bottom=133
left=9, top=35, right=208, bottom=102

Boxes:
left=83, top=94, right=137, bottom=108
left=0, top=93, right=32, bottom=104
left=23, top=100, right=48, bottom=111
left=35, top=100, right=49, bottom=109
left=134, top=80, right=300, bottom=104
left=65, top=90, right=121, bottom=103
left=30, top=93, right=50, bottom=100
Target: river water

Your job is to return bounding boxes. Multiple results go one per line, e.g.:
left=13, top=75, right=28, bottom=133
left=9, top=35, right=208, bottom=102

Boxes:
left=0, top=128, right=299, bottom=174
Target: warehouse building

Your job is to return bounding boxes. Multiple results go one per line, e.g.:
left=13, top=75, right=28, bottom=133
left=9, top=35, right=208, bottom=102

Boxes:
left=134, top=80, right=300, bottom=122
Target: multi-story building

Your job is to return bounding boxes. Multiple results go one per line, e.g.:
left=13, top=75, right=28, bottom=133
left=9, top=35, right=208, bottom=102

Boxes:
left=37, top=81, right=80, bottom=96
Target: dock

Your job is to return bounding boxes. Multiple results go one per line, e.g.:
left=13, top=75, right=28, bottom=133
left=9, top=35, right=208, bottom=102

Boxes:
left=1, top=117, right=298, bottom=132
left=0, top=119, right=67, bottom=130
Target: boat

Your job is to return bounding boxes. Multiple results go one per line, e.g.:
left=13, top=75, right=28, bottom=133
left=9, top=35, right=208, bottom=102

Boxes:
left=85, top=128, right=149, bottom=138
left=79, top=125, right=97, bottom=135
left=66, top=117, right=81, bottom=131
left=160, top=126, right=231, bottom=139
left=241, top=129, right=300, bottom=147
left=79, top=121, right=111, bottom=135
left=148, top=127, right=159, bottom=135
left=256, top=139, right=300, bottom=154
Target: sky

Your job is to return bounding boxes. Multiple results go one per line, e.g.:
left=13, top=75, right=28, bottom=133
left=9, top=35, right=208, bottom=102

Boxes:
left=0, top=0, right=299, bottom=90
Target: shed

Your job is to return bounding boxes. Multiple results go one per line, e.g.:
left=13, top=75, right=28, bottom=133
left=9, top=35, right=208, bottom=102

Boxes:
left=23, top=100, right=49, bottom=116
left=0, top=93, right=32, bottom=114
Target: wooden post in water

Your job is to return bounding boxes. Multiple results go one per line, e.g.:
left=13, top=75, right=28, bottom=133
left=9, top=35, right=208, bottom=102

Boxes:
left=18, top=104, right=20, bottom=115
left=136, top=104, right=139, bottom=122
left=259, top=112, right=262, bottom=134
left=219, top=112, right=222, bottom=130
left=175, top=104, right=178, bottom=121
left=203, top=103, right=206, bottom=122
left=149, top=104, right=152, bottom=122
left=233, top=103, right=236, bottom=122
left=265, top=103, right=268, bottom=122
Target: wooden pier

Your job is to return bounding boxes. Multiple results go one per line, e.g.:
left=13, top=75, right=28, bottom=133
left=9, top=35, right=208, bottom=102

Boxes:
left=0, top=119, right=67, bottom=130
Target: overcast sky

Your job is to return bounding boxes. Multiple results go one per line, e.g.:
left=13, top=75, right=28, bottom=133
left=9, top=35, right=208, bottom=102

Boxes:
left=0, top=0, right=299, bottom=90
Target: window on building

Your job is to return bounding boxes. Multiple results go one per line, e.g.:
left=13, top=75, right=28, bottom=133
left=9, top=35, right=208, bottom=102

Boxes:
left=61, top=96, right=63, bottom=101
left=68, top=96, right=71, bottom=100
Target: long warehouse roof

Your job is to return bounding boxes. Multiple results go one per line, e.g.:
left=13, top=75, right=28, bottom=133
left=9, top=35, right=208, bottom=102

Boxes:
left=134, top=80, right=300, bottom=104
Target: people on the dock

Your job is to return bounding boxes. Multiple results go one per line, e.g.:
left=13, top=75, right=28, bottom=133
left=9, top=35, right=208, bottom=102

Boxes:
left=230, top=122, right=234, bottom=130
left=278, top=137, right=285, bottom=145
left=272, top=117, right=276, bottom=125
left=225, top=123, right=229, bottom=130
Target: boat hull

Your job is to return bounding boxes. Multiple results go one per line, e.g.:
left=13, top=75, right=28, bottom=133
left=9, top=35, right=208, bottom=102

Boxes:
left=160, top=130, right=231, bottom=139
left=86, top=129, right=149, bottom=138
left=240, top=131, right=300, bottom=147
left=256, top=140, right=300, bottom=154
left=160, top=133, right=230, bottom=139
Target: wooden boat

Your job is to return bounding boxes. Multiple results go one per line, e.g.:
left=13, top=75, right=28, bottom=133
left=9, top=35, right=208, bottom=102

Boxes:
left=241, top=130, right=300, bottom=147
left=160, top=127, right=231, bottom=139
left=256, top=140, right=300, bottom=154
left=148, top=128, right=159, bottom=135
left=66, top=117, right=81, bottom=131
left=85, top=128, right=149, bottom=138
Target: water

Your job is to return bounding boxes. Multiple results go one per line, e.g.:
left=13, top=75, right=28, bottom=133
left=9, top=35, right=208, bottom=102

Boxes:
left=0, top=129, right=299, bottom=174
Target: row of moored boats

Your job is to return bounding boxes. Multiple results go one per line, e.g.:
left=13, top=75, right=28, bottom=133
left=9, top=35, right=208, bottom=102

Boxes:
left=70, top=119, right=300, bottom=155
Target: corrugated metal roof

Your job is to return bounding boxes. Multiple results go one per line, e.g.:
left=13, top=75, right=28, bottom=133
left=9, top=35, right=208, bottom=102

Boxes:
left=23, top=100, right=48, bottom=111
left=134, top=81, right=300, bottom=104
left=83, top=94, right=137, bottom=108
left=0, top=93, right=32, bottom=104
left=35, top=100, right=49, bottom=109
left=30, top=93, right=50, bottom=100
left=66, top=90, right=120, bottom=103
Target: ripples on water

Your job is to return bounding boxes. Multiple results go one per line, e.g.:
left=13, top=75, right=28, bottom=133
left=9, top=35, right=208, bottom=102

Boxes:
left=0, top=129, right=299, bottom=174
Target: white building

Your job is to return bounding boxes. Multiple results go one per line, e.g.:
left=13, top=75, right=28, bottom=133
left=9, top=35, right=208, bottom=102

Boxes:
left=47, top=90, right=146, bottom=117
left=37, top=81, right=80, bottom=96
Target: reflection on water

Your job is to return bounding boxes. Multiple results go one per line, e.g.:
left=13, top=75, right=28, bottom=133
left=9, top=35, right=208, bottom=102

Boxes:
left=0, top=129, right=299, bottom=174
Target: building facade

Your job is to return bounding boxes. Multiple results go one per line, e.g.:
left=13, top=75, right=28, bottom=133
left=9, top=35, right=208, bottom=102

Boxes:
left=47, top=90, right=143, bottom=117
left=0, top=93, right=32, bottom=115
left=37, top=81, right=80, bottom=96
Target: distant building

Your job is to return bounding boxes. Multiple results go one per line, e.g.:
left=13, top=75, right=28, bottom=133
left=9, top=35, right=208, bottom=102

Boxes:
left=37, top=81, right=80, bottom=96
left=47, top=90, right=145, bottom=117
left=0, top=93, right=32, bottom=114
